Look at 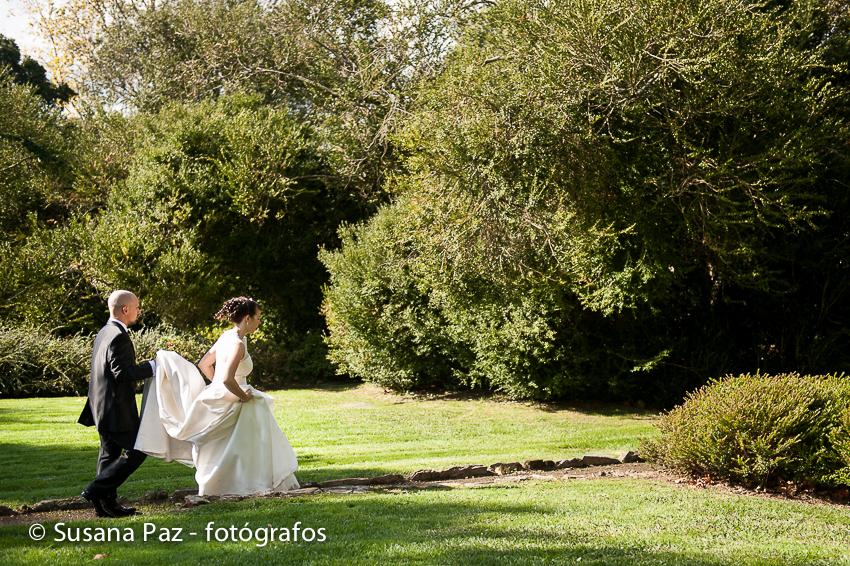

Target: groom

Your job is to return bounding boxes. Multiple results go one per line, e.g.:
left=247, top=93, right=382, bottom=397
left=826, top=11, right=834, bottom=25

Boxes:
left=78, top=290, right=155, bottom=518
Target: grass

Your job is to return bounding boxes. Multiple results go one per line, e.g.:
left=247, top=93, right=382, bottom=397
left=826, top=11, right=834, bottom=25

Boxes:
left=2, top=384, right=848, bottom=565
left=1, top=480, right=849, bottom=565
left=0, top=383, right=655, bottom=508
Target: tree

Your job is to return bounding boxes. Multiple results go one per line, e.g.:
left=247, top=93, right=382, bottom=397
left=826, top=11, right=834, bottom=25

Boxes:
left=0, top=72, right=71, bottom=236
left=69, top=95, right=361, bottom=337
left=27, top=0, right=484, bottom=203
left=322, top=0, right=850, bottom=402
left=0, top=34, right=73, bottom=105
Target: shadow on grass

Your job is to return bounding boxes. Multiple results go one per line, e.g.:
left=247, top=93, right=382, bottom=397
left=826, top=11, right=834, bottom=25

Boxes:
left=0, top=442, right=424, bottom=508
left=0, top=442, right=195, bottom=507
left=263, top=379, right=363, bottom=393
left=387, top=389, right=659, bottom=418
left=0, top=408, right=15, bottom=425
left=0, top=492, right=765, bottom=565
left=258, top=379, right=659, bottom=418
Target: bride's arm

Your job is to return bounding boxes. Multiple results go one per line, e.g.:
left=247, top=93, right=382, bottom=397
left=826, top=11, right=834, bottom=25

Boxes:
left=220, top=341, right=253, bottom=402
left=198, top=345, right=216, bottom=381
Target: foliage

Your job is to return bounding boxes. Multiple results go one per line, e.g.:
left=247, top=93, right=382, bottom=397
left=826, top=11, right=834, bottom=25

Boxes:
left=1, top=95, right=354, bottom=338
left=0, top=325, right=90, bottom=397
left=322, top=0, right=850, bottom=401
left=321, top=201, right=464, bottom=393
left=642, top=373, right=850, bottom=488
left=0, top=324, right=210, bottom=397
left=132, top=324, right=210, bottom=366
left=322, top=194, right=674, bottom=399
left=0, top=34, right=73, bottom=104
left=0, top=218, right=103, bottom=332
left=30, top=0, right=481, bottom=203
left=5, top=0, right=849, bottom=400
left=0, top=71, right=74, bottom=238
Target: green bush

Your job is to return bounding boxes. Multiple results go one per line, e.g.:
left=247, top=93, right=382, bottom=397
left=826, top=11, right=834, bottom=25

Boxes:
left=321, top=197, right=641, bottom=399
left=0, top=325, right=210, bottom=398
left=320, top=201, right=466, bottom=393
left=321, top=0, right=850, bottom=402
left=0, top=326, right=90, bottom=397
left=132, top=324, right=209, bottom=366
left=75, top=94, right=342, bottom=335
left=249, top=331, right=339, bottom=390
left=642, top=373, right=850, bottom=488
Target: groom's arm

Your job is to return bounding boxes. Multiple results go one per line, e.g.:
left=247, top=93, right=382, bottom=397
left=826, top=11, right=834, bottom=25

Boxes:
left=108, top=333, right=154, bottom=383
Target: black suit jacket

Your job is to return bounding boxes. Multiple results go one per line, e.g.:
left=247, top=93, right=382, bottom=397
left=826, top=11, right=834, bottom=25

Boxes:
left=78, top=321, right=154, bottom=449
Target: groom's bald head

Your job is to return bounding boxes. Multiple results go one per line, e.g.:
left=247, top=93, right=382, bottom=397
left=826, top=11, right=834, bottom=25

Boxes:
left=108, top=290, right=141, bottom=325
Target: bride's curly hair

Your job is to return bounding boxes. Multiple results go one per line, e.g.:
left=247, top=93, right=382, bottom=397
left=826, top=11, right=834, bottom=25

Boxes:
left=214, top=296, right=260, bottom=324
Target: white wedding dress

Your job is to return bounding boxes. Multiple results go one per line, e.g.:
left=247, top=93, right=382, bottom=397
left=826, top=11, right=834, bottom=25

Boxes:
left=135, top=328, right=299, bottom=495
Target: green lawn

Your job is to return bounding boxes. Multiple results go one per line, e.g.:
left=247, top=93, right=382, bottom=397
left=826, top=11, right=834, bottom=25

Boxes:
left=1, top=480, right=849, bottom=565
left=2, top=384, right=848, bottom=565
left=0, top=383, right=655, bottom=508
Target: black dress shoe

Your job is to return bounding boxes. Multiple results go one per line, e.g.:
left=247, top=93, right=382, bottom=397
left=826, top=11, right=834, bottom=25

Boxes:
left=101, top=497, right=138, bottom=517
left=81, top=490, right=115, bottom=518
left=104, top=494, right=136, bottom=514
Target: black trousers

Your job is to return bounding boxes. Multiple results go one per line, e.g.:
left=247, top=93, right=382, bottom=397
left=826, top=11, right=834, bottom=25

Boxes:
left=87, top=434, right=146, bottom=499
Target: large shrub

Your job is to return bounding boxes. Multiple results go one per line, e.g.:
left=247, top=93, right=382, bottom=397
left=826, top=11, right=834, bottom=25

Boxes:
left=77, top=94, right=346, bottom=335
left=0, top=71, right=73, bottom=238
left=321, top=195, right=654, bottom=399
left=322, top=0, right=850, bottom=401
left=321, top=200, right=466, bottom=393
left=4, top=95, right=359, bottom=334
left=642, top=373, right=850, bottom=488
left=0, top=326, right=90, bottom=397
left=0, top=325, right=210, bottom=398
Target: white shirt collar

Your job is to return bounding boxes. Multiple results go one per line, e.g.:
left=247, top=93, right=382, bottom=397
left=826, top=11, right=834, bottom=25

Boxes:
left=108, top=317, right=128, bottom=333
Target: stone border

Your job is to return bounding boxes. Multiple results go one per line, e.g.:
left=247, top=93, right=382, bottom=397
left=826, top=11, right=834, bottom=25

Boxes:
left=2, top=452, right=643, bottom=515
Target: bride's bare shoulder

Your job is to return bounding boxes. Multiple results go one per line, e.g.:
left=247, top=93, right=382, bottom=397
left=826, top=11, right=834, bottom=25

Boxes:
left=216, top=329, right=244, bottom=355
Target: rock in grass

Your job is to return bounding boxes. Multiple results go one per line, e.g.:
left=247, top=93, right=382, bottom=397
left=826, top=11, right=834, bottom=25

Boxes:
left=30, top=498, right=90, bottom=512
left=523, top=460, right=557, bottom=471
left=409, top=465, right=494, bottom=481
left=316, top=474, right=405, bottom=488
left=488, top=462, right=524, bottom=475
left=183, top=495, right=211, bottom=507
left=621, top=451, right=645, bottom=463
left=170, top=488, right=199, bottom=502
left=581, top=455, right=621, bottom=467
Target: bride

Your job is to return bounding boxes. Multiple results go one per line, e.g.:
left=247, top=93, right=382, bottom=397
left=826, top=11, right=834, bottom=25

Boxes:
left=135, top=296, right=299, bottom=496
